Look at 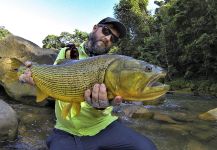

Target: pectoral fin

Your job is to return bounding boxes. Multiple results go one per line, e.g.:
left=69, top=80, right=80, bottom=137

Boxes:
left=72, top=102, right=81, bottom=116
left=36, top=87, right=48, bottom=102
left=61, top=102, right=81, bottom=119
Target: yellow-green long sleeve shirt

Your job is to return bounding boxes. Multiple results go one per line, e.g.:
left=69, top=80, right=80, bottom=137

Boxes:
left=54, top=43, right=118, bottom=136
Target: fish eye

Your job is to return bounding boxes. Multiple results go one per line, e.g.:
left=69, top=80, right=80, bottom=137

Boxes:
left=144, top=66, right=152, bottom=72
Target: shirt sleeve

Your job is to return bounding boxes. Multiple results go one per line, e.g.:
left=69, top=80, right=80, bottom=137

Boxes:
left=53, top=47, right=67, bottom=65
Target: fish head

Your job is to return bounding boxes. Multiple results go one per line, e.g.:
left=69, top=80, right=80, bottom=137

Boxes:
left=105, top=56, right=170, bottom=101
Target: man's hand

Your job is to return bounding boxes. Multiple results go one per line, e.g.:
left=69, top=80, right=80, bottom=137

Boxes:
left=19, top=61, right=35, bottom=85
left=84, top=83, right=122, bottom=109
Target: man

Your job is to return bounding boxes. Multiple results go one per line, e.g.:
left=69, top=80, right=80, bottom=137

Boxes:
left=20, top=17, right=157, bottom=150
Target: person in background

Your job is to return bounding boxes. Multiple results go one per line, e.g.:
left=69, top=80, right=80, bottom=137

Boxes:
left=20, top=17, right=157, bottom=150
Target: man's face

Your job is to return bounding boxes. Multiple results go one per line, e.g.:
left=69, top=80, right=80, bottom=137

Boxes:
left=88, top=24, right=120, bottom=55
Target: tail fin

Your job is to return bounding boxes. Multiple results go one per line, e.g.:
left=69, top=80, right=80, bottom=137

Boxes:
left=3, top=58, right=24, bottom=83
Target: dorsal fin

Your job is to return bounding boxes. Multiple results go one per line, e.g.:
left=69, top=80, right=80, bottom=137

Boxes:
left=55, top=59, right=78, bottom=65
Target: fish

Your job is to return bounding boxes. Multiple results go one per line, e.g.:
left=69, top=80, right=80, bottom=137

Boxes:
left=13, top=55, right=169, bottom=117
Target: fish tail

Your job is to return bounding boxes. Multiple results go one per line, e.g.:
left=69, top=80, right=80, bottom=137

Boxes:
left=3, top=58, right=25, bottom=82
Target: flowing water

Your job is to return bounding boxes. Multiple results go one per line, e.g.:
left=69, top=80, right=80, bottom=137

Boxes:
left=125, top=94, right=217, bottom=150
left=1, top=93, right=217, bottom=150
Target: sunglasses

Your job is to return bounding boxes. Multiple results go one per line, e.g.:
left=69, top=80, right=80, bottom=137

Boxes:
left=98, top=24, right=119, bottom=43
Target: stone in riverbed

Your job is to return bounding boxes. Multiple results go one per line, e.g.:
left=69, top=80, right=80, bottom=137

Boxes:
left=0, top=99, right=18, bottom=141
left=198, top=108, right=217, bottom=121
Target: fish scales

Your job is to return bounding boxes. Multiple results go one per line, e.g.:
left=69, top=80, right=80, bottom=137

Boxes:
left=30, top=55, right=120, bottom=102
left=15, top=54, right=169, bottom=117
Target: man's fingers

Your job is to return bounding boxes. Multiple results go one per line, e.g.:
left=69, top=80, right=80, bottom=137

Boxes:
left=24, top=68, right=31, bottom=75
left=84, top=89, right=91, bottom=104
left=19, top=74, right=27, bottom=83
left=19, top=74, right=35, bottom=85
left=24, top=61, right=32, bottom=67
left=84, top=83, right=118, bottom=109
left=98, top=84, right=107, bottom=100
left=98, top=84, right=109, bottom=107
left=91, top=84, right=100, bottom=107
left=112, top=96, right=123, bottom=106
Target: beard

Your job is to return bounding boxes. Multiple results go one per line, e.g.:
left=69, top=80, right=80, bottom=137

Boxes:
left=87, top=32, right=111, bottom=56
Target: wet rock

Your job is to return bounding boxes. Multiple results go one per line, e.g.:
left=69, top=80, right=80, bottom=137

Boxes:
left=7, top=103, right=55, bottom=150
left=0, top=99, right=18, bottom=141
left=190, top=123, right=217, bottom=141
left=131, top=107, right=154, bottom=119
left=153, top=112, right=180, bottom=124
left=120, top=105, right=153, bottom=119
left=159, top=124, right=191, bottom=135
left=168, top=112, right=195, bottom=122
left=198, top=108, right=217, bottom=121
left=186, top=140, right=208, bottom=150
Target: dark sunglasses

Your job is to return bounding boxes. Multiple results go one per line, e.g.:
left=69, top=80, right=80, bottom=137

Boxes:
left=98, top=24, right=119, bottom=43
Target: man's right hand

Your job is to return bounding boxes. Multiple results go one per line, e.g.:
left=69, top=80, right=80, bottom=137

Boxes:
left=19, top=61, right=35, bottom=85
left=84, top=83, right=122, bottom=109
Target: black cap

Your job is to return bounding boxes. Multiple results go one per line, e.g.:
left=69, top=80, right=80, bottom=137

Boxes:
left=98, top=17, right=127, bottom=38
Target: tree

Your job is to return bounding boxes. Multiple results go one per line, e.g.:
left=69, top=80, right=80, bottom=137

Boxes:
left=42, top=29, right=88, bottom=50
left=155, top=0, right=217, bottom=80
left=114, top=0, right=155, bottom=58
left=42, top=35, right=62, bottom=49
left=0, top=26, right=11, bottom=40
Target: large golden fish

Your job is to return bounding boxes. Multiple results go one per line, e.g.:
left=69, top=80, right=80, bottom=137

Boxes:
left=15, top=55, right=169, bottom=117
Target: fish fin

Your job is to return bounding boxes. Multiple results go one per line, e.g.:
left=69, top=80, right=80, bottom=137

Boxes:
left=72, top=102, right=81, bottom=116
left=3, top=58, right=24, bottom=83
left=61, top=103, right=73, bottom=119
left=36, top=87, right=48, bottom=102
left=55, top=59, right=79, bottom=65
left=61, top=102, right=81, bottom=119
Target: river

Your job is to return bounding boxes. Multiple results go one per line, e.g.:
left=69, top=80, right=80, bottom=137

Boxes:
left=1, top=93, right=217, bottom=150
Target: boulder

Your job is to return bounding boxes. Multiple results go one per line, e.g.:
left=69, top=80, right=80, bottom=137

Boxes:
left=0, top=35, right=57, bottom=104
left=198, top=108, right=217, bottom=121
left=0, top=99, right=18, bottom=141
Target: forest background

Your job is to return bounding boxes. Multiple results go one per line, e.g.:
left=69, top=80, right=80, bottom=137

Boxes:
left=1, top=0, right=217, bottom=96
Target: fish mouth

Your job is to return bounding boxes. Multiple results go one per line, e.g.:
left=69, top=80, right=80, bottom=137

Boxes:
left=146, top=74, right=166, bottom=87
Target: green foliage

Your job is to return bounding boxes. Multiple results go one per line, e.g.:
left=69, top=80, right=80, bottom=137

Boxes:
left=42, top=29, right=88, bottom=50
left=209, top=84, right=217, bottom=97
left=114, top=0, right=158, bottom=60
left=42, top=35, right=62, bottom=49
left=168, top=78, right=190, bottom=90
left=0, top=26, right=11, bottom=40
left=155, top=0, right=217, bottom=80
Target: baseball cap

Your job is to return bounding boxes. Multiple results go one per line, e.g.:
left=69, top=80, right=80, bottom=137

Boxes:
left=98, top=17, right=127, bottom=38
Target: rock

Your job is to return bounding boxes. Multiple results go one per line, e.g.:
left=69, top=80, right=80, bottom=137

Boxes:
left=131, top=107, right=154, bottom=119
left=186, top=140, right=208, bottom=150
left=168, top=112, right=195, bottom=122
left=198, top=108, right=217, bottom=121
left=0, top=99, right=18, bottom=141
left=153, top=112, right=180, bottom=124
left=159, top=124, right=191, bottom=135
left=120, top=105, right=153, bottom=119
left=0, top=35, right=57, bottom=105
left=9, top=103, right=55, bottom=150
left=190, top=124, right=217, bottom=141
